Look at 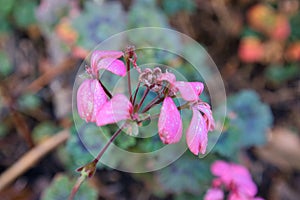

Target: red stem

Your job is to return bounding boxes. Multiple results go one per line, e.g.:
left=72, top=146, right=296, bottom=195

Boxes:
left=136, top=87, right=150, bottom=112
left=132, top=82, right=140, bottom=106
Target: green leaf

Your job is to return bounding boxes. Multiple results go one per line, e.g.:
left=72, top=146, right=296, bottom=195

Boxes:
left=41, top=174, right=97, bottom=200
left=0, top=123, right=9, bottom=138
left=13, top=1, right=37, bottom=28
left=290, top=12, right=300, bottom=40
left=156, top=155, right=212, bottom=195
left=115, top=132, right=137, bottom=149
left=162, top=0, right=196, bottom=15
left=72, top=1, right=126, bottom=50
left=265, top=64, right=300, bottom=83
left=18, top=93, right=41, bottom=110
left=0, top=50, right=12, bottom=76
left=32, top=121, right=60, bottom=143
left=0, top=0, right=15, bottom=17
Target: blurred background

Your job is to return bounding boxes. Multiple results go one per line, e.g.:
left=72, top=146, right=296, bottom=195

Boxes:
left=0, top=0, right=299, bottom=199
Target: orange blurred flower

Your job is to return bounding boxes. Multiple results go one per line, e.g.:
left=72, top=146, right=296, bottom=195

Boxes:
left=247, top=4, right=290, bottom=40
left=238, top=37, right=264, bottom=63
left=285, top=42, right=300, bottom=61
left=55, top=18, right=78, bottom=45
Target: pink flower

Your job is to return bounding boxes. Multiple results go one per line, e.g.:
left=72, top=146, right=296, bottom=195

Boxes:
left=77, top=79, right=108, bottom=122
left=204, top=188, right=224, bottom=200
left=90, top=50, right=126, bottom=77
left=174, top=81, right=204, bottom=102
left=186, top=102, right=215, bottom=155
left=186, top=108, right=208, bottom=155
left=158, top=97, right=182, bottom=144
left=210, top=160, right=263, bottom=200
left=96, top=94, right=133, bottom=127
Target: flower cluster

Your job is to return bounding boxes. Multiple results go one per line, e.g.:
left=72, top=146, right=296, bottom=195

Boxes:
left=77, top=48, right=215, bottom=155
left=204, top=160, right=263, bottom=200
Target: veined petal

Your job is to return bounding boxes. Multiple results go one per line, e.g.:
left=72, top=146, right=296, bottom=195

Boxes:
left=174, top=81, right=204, bottom=102
left=91, top=79, right=108, bottom=122
left=158, top=97, right=182, bottom=144
left=195, top=102, right=215, bottom=131
left=186, top=108, right=208, bottom=155
left=90, top=50, right=124, bottom=76
left=91, top=50, right=123, bottom=68
left=96, top=57, right=126, bottom=76
left=77, top=79, right=107, bottom=122
left=204, top=188, right=224, bottom=200
left=96, top=94, right=132, bottom=126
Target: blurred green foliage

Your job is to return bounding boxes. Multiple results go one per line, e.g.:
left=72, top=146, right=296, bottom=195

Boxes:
left=213, top=90, right=273, bottom=158
left=0, top=50, right=13, bottom=77
left=161, top=0, right=196, bottom=16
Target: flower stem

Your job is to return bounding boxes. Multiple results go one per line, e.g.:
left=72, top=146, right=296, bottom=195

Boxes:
left=69, top=175, right=86, bottom=200
left=126, top=58, right=132, bottom=103
left=141, top=95, right=162, bottom=113
left=98, top=80, right=112, bottom=99
left=69, top=127, right=123, bottom=200
left=136, top=87, right=150, bottom=112
left=94, top=127, right=123, bottom=163
left=132, top=82, right=140, bottom=106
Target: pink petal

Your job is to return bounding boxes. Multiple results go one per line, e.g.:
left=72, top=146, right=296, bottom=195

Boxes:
left=91, top=50, right=123, bottom=68
left=230, top=164, right=257, bottom=197
left=91, top=79, right=108, bottom=122
left=190, top=82, right=204, bottom=96
left=174, top=81, right=204, bottom=102
left=186, top=108, right=208, bottom=155
left=96, top=94, right=132, bottom=126
left=90, top=50, right=124, bottom=76
left=77, top=79, right=107, bottom=122
left=204, top=188, right=224, bottom=200
left=195, top=102, right=215, bottom=131
left=96, top=57, right=126, bottom=76
left=158, top=97, right=182, bottom=144
left=211, top=160, right=230, bottom=177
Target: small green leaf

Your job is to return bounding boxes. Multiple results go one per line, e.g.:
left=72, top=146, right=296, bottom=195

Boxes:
left=32, top=122, right=60, bottom=143
left=156, top=155, right=212, bottom=194
left=0, top=50, right=12, bottom=76
left=18, top=93, right=41, bottom=110
left=13, top=1, right=37, bottom=28
left=265, top=64, right=300, bottom=83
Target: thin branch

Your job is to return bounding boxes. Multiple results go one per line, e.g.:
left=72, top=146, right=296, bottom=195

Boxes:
left=0, top=129, right=70, bottom=191
left=132, top=82, right=140, bottom=106
left=136, top=87, right=150, bottom=112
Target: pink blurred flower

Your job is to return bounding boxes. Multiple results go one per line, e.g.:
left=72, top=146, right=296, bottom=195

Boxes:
left=77, top=79, right=108, bottom=122
left=208, top=160, right=263, bottom=200
left=158, top=97, right=182, bottom=144
left=186, top=102, right=215, bottom=155
left=89, top=50, right=126, bottom=78
left=238, top=37, right=264, bottom=63
left=204, top=188, right=224, bottom=200
left=96, top=94, right=133, bottom=127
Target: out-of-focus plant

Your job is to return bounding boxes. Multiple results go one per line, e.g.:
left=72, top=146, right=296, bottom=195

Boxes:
left=0, top=0, right=37, bottom=34
left=204, top=160, right=263, bottom=200
left=238, top=3, right=300, bottom=84
left=213, top=90, right=273, bottom=159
